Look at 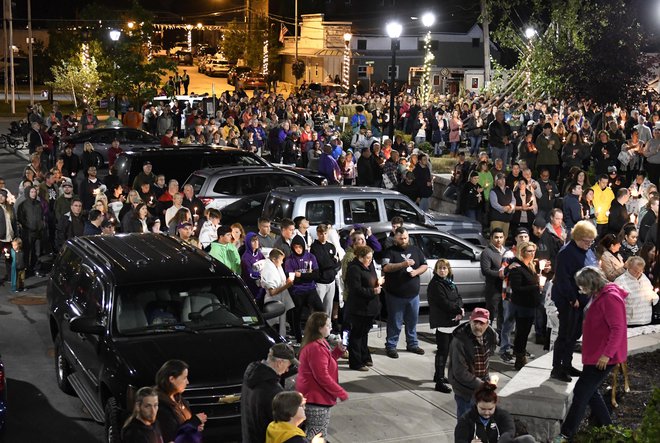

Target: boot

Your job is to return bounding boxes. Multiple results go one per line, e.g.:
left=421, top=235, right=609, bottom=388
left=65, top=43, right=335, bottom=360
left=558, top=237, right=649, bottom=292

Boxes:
left=514, top=353, right=528, bottom=371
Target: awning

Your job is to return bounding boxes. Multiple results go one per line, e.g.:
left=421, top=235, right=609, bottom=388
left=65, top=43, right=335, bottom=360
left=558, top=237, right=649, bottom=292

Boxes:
left=279, top=47, right=359, bottom=57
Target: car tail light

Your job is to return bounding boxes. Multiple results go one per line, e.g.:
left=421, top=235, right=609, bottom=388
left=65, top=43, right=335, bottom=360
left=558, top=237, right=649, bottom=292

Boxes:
left=199, top=198, right=214, bottom=206
left=0, top=366, right=5, bottom=392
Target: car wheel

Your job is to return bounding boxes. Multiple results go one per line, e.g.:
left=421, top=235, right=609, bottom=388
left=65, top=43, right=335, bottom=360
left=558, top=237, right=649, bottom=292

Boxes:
left=105, top=397, right=122, bottom=443
left=93, top=152, right=104, bottom=169
left=55, top=338, right=75, bottom=395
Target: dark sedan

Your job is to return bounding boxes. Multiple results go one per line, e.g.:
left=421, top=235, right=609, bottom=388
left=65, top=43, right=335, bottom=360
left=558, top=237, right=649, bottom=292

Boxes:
left=62, top=128, right=160, bottom=168
left=239, top=73, right=268, bottom=90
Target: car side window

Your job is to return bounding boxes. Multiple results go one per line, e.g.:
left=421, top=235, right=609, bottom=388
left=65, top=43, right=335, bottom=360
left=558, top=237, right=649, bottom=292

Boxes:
left=384, top=198, right=424, bottom=224
left=237, top=175, right=261, bottom=195
left=342, top=199, right=379, bottom=224
left=91, top=132, right=113, bottom=144
left=213, top=176, right=238, bottom=195
left=419, top=234, right=473, bottom=260
left=73, top=266, right=104, bottom=318
left=53, top=249, right=83, bottom=295
left=306, top=201, right=335, bottom=225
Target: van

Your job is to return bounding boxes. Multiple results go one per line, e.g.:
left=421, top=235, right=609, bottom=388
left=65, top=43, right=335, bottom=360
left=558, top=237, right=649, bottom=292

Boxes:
left=47, top=234, right=289, bottom=442
left=114, top=146, right=269, bottom=188
left=261, top=186, right=485, bottom=246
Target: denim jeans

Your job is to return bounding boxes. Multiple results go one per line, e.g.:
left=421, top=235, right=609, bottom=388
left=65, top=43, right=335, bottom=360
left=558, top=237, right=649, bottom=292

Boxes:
left=465, top=208, right=479, bottom=222
left=415, top=136, right=426, bottom=146
left=450, top=141, right=460, bottom=154
left=560, top=365, right=614, bottom=438
left=469, top=135, right=482, bottom=156
left=385, top=293, right=420, bottom=349
left=499, top=299, right=515, bottom=355
left=455, top=394, right=473, bottom=419
left=491, top=146, right=509, bottom=166
left=418, top=197, right=430, bottom=212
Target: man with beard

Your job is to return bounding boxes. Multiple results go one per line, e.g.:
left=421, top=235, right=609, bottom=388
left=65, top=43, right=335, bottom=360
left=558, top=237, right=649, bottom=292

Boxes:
left=121, top=386, right=163, bottom=443
left=382, top=227, right=428, bottom=358
left=56, top=198, right=85, bottom=249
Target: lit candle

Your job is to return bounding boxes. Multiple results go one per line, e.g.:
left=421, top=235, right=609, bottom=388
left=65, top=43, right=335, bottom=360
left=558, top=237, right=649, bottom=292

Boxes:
left=606, top=210, right=610, bottom=217
left=629, top=214, right=635, bottom=223
left=490, top=374, right=499, bottom=386
left=539, top=260, right=547, bottom=272
left=539, top=275, right=547, bottom=288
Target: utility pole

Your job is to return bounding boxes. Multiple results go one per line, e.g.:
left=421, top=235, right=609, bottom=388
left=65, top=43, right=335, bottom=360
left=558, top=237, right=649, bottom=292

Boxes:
left=481, top=0, right=491, bottom=87
left=294, top=0, right=298, bottom=85
left=27, top=0, right=34, bottom=105
left=3, top=0, right=8, bottom=102
left=8, top=0, right=15, bottom=113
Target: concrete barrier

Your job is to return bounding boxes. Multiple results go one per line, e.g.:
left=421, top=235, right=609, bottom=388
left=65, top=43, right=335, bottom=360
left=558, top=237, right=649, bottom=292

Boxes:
left=498, top=326, right=660, bottom=442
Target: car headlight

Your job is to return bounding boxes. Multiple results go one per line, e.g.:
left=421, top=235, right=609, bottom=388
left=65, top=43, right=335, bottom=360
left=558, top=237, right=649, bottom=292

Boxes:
left=321, top=178, right=328, bottom=186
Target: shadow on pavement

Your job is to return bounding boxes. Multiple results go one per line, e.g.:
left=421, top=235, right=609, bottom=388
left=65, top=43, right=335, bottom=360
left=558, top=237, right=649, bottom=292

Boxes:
left=6, top=378, right=101, bottom=443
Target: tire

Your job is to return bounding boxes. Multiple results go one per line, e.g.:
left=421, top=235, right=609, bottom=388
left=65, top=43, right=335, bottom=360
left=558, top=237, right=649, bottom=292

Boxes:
left=54, top=338, right=76, bottom=395
left=105, top=397, right=121, bottom=443
left=94, top=152, right=104, bottom=169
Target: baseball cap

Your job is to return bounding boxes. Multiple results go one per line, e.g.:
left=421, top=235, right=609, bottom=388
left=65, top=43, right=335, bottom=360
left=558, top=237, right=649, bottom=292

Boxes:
left=177, top=221, right=193, bottom=230
left=526, top=120, right=535, bottom=127
left=514, top=227, right=529, bottom=237
left=61, top=178, right=73, bottom=187
left=270, top=343, right=298, bottom=365
left=143, top=161, right=152, bottom=166
left=533, top=217, right=546, bottom=229
left=470, top=307, right=490, bottom=323
left=607, top=166, right=617, bottom=173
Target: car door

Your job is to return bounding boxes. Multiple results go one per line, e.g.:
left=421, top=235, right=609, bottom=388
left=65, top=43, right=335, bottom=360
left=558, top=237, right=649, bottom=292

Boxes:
left=341, top=198, right=381, bottom=227
left=414, top=232, right=483, bottom=305
left=89, top=130, right=114, bottom=161
left=65, top=265, right=106, bottom=389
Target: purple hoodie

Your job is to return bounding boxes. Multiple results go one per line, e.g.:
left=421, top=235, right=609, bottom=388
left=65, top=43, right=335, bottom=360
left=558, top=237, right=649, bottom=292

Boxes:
left=241, top=232, right=266, bottom=301
left=284, top=235, right=319, bottom=295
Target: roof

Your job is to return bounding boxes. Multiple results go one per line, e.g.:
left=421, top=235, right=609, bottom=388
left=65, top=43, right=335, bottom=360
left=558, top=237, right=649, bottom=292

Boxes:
left=123, top=145, right=257, bottom=155
left=268, top=186, right=402, bottom=197
left=67, top=234, right=234, bottom=285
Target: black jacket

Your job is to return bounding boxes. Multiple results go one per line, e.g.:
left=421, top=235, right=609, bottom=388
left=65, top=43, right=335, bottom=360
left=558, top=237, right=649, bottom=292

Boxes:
left=120, top=418, right=163, bottom=443
left=607, top=199, right=628, bottom=236
left=0, top=204, right=17, bottom=240
left=454, top=405, right=516, bottom=443
left=241, top=361, right=284, bottom=443
left=448, top=322, right=497, bottom=400
left=507, top=258, right=540, bottom=309
left=428, top=275, right=463, bottom=329
left=345, top=258, right=380, bottom=317
left=155, top=393, right=202, bottom=443
left=17, top=197, right=44, bottom=233
left=56, top=212, right=85, bottom=249
left=310, top=240, right=339, bottom=284
left=356, top=155, right=378, bottom=186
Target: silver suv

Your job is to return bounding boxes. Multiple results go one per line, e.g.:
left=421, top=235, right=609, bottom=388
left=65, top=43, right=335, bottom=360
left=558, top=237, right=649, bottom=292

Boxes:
left=185, top=166, right=316, bottom=210
left=262, top=186, right=485, bottom=246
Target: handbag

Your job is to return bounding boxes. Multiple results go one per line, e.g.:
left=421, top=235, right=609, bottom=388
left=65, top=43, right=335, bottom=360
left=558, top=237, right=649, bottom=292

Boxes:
left=382, top=173, right=395, bottom=189
left=617, top=149, right=631, bottom=167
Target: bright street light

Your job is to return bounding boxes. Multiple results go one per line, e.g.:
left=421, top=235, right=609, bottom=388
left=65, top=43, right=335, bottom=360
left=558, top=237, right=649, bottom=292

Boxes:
left=109, top=30, right=121, bottom=41
left=422, top=12, right=435, bottom=28
left=386, top=21, right=403, bottom=39
left=525, top=27, right=537, bottom=39
left=343, top=33, right=352, bottom=43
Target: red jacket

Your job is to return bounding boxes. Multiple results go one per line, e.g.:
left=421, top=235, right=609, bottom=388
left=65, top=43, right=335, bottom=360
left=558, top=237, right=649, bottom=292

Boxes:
left=582, top=283, right=628, bottom=366
left=295, top=339, right=347, bottom=406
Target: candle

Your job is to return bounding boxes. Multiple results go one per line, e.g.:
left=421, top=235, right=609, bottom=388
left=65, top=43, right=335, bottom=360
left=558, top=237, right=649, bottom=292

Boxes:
left=490, top=375, right=499, bottom=386
left=539, top=275, right=547, bottom=288
left=606, top=211, right=610, bottom=217
left=539, top=260, right=547, bottom=272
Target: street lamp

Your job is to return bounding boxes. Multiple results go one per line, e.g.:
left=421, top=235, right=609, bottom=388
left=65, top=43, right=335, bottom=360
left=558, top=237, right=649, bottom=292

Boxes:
left=386, top=21, right=402, bottom=140
left=420, top=12, right=435, bottom=105
left=525, top=27, right=537, bottom=40
left=108, top=30, right=121, bottom=116
left=342, top=32, right=352, bottom=90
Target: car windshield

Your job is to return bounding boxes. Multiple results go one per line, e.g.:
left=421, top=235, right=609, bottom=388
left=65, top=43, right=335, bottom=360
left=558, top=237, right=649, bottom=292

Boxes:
left=115, top=279, right=262, bottom=335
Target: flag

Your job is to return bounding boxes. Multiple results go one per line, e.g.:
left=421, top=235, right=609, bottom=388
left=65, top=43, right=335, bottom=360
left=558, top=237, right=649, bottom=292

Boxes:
left=279, top=23, right=289, bottom=44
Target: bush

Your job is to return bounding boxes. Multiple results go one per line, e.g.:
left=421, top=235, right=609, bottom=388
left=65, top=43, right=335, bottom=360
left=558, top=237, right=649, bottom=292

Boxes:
left=394, top=130, right=412, bottom=143
left=639, top=387, right=660, bottom=442
left=340, top=129, right=353, bottom=151
left=416, top=141, right=433, bottom=155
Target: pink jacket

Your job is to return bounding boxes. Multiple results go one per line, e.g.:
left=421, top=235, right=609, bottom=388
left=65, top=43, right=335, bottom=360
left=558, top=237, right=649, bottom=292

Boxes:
left=582, top=283, right=628, bottom=366
left=295, top=339, right=348, bottom=406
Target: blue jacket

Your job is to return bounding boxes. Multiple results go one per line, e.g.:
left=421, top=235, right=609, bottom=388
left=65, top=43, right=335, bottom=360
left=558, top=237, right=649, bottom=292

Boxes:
left=318, top=153, right=341, bottom=184
left=562, top=193, right=582, bottom=231
left=551, top=240, right=597, bottom=307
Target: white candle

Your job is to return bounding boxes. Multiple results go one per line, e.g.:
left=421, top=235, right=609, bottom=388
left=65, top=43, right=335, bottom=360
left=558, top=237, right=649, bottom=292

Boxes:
left=490, top=375, right=499, bottom=386
left=539, top=275, right=547, bottom=288
left=539, top=260, right=547, bottom=272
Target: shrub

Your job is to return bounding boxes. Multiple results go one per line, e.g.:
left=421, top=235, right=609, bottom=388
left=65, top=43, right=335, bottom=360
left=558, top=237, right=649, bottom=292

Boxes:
left=639, top=387, right=660, bottom=443
left=416, top=141, right=433, bottom=155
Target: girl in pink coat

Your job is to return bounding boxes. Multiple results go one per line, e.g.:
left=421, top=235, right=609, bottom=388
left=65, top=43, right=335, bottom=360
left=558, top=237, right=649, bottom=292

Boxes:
left=555, top=266, right=628, bottom=441
left=295, top=312, right=348, bottom=441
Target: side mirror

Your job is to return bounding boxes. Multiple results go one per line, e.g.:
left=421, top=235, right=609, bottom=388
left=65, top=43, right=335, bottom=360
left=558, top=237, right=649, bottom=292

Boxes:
left=69, top=316, right=104, bottom=335
left=262, top=300, right=286, bottom=321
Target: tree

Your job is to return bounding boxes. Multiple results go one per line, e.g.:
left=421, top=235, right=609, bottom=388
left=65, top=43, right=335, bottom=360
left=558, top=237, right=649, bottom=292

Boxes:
left=487, top=0, right=657, bottom=107
left=220, top=20, right=247, bottom=64
left=48, top=55, right=101, bottom=109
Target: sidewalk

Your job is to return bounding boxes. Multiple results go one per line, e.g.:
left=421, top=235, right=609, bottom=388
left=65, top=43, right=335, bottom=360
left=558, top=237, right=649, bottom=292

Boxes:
left=328, top=323, right=660, bottom=443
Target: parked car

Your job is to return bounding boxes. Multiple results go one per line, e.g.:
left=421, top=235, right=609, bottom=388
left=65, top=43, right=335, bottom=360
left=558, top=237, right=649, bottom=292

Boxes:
left=205, top=59, right=231, bottom=77
left=63, top=128, right=160, bottom=168
left=47, top=234, right=290, bottom=442
left=339, top=223, right=485, bottom=305
left=186, top=166, right=316, bottom=211
left=114, top=145, right=269, bottom=188
left=261, top=186, right=485, bottom=246
left=227, top=66, right=252, bottom=86
left=0, top=351, right=5, bottom=438
left=168, top=42, right=188, bottom=55
left=272, top=164, right=328, bottom=186
left=238, top=72, right=268, bottom=90
left=216, top=192, right=268, bottom=233
left=306, top=83, right=348, bottom=98
left=174, top=51, right=194, bottom=66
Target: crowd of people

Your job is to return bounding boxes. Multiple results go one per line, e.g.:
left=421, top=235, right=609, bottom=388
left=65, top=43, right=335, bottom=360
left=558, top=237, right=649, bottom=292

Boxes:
left=2, top=82, right=660, bottom=443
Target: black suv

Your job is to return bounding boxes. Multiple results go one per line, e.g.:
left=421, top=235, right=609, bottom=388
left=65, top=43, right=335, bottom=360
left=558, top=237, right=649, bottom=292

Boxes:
left=113, top=145, right=269, bottom=188
left=47, top=234, right=287, bottom=442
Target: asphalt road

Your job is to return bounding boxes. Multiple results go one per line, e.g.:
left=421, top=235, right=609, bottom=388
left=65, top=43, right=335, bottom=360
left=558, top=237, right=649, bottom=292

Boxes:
left=0, top=150, right=105, bottom=442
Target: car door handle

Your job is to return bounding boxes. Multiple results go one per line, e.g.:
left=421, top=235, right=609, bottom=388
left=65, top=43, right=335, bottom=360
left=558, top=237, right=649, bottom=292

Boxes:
left=77, top=333, right=87, bottom=341
left=63, top=313, right=71, bottom=321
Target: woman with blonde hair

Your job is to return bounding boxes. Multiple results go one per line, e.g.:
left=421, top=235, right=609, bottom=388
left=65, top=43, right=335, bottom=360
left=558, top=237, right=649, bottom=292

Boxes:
left=81, top=141, right=97, bottom=174
left=508, top=241, right=540, bottom=370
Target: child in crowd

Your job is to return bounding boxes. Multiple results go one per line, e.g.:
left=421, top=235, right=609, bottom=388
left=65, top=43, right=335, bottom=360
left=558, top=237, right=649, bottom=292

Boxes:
left=10, top=238, right=26, bottom=292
